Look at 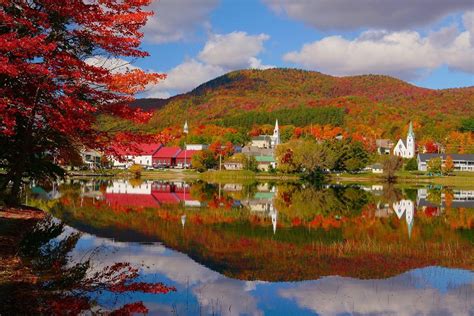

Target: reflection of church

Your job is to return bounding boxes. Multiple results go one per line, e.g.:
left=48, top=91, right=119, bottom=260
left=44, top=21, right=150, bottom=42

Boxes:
left=393, top=200, right=415, bottom=238
left=241, top=184, right=278, bottom=234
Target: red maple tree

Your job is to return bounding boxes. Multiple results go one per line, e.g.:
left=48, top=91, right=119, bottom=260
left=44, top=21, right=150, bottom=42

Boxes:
left=0, top=0, right=164, bottom=204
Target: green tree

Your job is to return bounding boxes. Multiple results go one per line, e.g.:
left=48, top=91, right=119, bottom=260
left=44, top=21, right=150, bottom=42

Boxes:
left=427, top=157, right=443, bottom=174
left=329, top=140, right=369, bottom=172
left=293, top=140, right=337, bottom=174
left=459, top=117, right=474, bottom=132
left=404, top=158, right=418, bottom=171
left=192, top=150, right=217, bottom=172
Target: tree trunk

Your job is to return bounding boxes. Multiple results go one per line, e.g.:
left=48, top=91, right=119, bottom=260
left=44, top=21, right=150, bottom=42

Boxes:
left=5, top=162, right=25, bottom=206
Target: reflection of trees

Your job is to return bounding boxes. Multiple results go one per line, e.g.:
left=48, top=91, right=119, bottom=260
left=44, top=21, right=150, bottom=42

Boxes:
left=0, top=216, right=175, bottom=314
left=275, top=184, right=371, bottom=219
left=381, top=184, right=403, bottom=205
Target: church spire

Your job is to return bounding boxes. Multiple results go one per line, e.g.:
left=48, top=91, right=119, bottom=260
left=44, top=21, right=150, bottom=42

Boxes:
left=272, top=119, right=280, bottom=147
left=408, top=121, right=414, bottom=138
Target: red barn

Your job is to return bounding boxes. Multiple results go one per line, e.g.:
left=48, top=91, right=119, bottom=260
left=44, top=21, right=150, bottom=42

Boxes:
left=175, top=150, right=199, bottom=168
left=152, top=147, right=181, bottom=168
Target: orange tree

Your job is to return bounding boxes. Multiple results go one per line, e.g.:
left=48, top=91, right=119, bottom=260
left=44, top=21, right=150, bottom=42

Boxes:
left=0, top=0, right=163, bottom=204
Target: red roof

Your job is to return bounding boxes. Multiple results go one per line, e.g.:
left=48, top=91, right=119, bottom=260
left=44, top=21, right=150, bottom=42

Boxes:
left=153, top=147, right=181, bottom=158
left=104, top=193, right=159, bottom=208
left=113, top=143, right=162, bottom=156
left=176, top=150, right=199, bottom=159
left=151, top=192, right=180, bottom=204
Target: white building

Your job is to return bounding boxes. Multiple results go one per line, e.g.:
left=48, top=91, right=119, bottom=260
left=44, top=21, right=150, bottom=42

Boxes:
left=417, top=153, right=474, bottom=172
left=249, top=120, right=280, bottom=149
left=111, top=143, right=162, bottom=168
left=393, top=122, right=415, bottom=159
left=185, top=144, right=208, bottom=150
left=106, top=180, right=152, bottom=194
left=80, top=148, right=102, bottom=169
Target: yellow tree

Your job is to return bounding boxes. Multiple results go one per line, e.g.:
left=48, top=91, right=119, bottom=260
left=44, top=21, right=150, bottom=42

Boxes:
left=443, top=155, right=454, bottom=175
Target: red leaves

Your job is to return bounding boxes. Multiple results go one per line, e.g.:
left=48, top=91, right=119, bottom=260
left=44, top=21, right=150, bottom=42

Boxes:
left=0, top=0, right=163, bottom=154
left=111, top=302, right=149, bottom=316
left=109, top=282, right=176, bottom=294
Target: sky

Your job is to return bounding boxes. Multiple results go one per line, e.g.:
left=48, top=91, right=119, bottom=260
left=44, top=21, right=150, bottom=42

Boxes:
left=127, top=0, right=474, bottom=98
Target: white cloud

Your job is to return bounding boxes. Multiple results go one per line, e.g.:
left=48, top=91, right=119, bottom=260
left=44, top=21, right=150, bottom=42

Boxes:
left=142, top=0, right=219, bottom=43
left=283, top=12, right=474, bottom=80
left=193, top=279, right=263, bottom=316
left=198, top=32, right=270, bottom=69
left=279, top=272, right=474, bottom=316
left=84, top=56, right=139, bottom=74
left=145, top=31, right=273, bottom=97
left=146, top=59, right=225, bottom=97
left=264, top=0, right=474, bottom=30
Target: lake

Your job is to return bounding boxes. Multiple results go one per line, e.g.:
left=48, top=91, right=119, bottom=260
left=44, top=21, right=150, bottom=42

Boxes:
left=25, top=179, right=474, bottom=315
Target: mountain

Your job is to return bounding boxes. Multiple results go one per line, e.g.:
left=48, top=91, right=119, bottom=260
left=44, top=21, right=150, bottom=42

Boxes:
left=128, top=68, right=473, bottom=140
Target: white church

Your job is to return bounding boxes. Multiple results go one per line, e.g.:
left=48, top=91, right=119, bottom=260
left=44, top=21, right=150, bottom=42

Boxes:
left=393, top=121, right=416, bottom=159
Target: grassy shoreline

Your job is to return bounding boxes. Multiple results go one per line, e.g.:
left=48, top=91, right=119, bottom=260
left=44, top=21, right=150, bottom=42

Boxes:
left=64, top=169, right=474, bottom=187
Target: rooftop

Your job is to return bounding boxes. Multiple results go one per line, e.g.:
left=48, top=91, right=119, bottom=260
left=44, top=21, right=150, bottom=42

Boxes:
left=418, top=153, right=474, bottom=162
left=153, top=147, right=182, bottom=158
left=255, top=156, right=275, bottom=163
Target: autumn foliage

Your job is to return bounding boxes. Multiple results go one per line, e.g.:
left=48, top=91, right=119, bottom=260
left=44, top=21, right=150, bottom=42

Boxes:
left=0, top=0, right=164, bottom=203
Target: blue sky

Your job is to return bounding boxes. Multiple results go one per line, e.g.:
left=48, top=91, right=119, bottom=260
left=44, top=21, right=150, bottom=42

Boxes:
left=130, top=0, right=474, bottom=97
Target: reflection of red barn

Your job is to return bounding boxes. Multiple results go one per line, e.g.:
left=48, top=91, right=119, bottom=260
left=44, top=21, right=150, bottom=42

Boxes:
left=152, top=147, right=181, bottom=167
left=174, top=186, right=192, bottom=201
left=175, top=150, right=199, bottom=168
left=104, top=193, right=159, bottom=209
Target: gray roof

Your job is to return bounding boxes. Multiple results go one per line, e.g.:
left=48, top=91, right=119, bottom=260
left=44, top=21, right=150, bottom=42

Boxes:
left=252, top=135, right=271, bottom=141
left=417, top=153, right=474, bottom=162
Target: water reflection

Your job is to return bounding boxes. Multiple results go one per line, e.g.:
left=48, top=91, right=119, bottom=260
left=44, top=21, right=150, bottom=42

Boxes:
left=25, top=179, right=474, bottom=315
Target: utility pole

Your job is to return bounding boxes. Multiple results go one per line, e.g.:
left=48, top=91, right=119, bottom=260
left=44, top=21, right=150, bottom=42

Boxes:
left=183, top=120, right=189, bottom=169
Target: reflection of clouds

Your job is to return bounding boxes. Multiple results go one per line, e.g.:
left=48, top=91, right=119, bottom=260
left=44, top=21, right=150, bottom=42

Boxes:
left=194, top=279, right=263, bottom=316
left=71, top=233, right=219, bottom=286
left=70, top=232, right=473, bottom=316
left=279, top=272, right=474, bottom=316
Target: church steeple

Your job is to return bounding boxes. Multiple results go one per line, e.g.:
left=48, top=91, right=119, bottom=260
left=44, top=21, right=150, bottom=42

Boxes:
left=272, top=119, right=280, bottom=147
left=408, top=121, right=414, bottom=138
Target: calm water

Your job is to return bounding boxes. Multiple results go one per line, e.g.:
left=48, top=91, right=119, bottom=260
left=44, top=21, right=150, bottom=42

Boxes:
left=27, top=179, right=474, bottom=315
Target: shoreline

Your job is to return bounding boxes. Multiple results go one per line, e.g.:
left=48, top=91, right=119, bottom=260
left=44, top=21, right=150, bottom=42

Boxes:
left=64, top=169, right=474, bottom=187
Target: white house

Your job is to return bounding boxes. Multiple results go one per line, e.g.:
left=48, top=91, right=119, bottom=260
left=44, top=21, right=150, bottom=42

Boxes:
left=367, top=163, right=384, bottom=174
left=185, top=144, right=208, bottom=150
left=111, top=143, right=162, bottom=168
left=106, top=180, right=152, bottom=194
left=417, top=153, right=474, bottom=172
left=80, top=148, right=102, bottom=169
left=393, top=122, right=415, bottom=159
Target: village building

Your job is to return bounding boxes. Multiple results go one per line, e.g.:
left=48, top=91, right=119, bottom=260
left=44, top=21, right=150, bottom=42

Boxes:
left=152, top=147, right=181, bottom=168
left=111, top=143, right=162, bottom=169
left=375, top=139, right=394, bottom=155
left=186, top=144, right=208, bottom=151
left=417, top=153, right=474, bottom=172
left=247, top=120, right=280, bottom=150
left=393, top=122, right=416, bottom=159
left=80, top=148, right=102, bottom=169
left=241, top=120, right=280, bottom=170
left=366, top=163, right=384, bottom=174
left=223, top=161, right=244, bottom=170
left=175, top=150, right=199, bottom=168
left=255, top=156, right=276, bottom=172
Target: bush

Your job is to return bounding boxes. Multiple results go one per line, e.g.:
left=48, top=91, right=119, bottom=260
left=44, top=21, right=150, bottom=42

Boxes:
left=404, top=158, right=418, bottom=171
left=128, top=164, right=143, bottom=178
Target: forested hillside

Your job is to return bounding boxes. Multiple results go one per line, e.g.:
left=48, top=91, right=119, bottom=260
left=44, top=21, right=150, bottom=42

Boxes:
left=102, top=68, right=474, bottom=151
